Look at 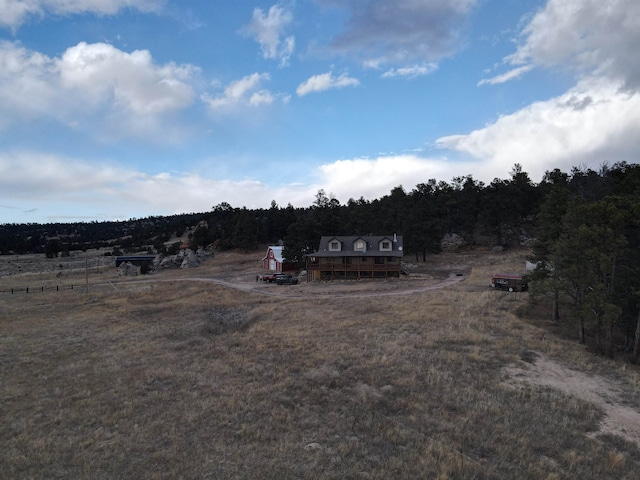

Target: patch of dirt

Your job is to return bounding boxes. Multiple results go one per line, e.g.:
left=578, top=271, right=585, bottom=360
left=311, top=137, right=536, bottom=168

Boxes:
left=504, top=355, right=640, bottom=447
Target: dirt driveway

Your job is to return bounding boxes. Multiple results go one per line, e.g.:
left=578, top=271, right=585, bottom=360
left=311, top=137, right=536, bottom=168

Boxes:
left=177, top=255, right=472, bottom=298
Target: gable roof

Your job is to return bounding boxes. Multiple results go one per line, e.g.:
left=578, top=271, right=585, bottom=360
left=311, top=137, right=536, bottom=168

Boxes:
left=262, top=245, right=284, bottom=262
left=307, top=235, right=403, bottom=257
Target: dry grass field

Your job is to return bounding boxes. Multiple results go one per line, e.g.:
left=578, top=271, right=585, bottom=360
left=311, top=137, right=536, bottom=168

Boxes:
left=2, top=249, right=640, bottom=479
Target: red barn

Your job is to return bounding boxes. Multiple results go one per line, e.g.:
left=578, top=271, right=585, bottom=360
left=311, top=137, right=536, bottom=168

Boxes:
left=262, top=246, right=295, bottom=272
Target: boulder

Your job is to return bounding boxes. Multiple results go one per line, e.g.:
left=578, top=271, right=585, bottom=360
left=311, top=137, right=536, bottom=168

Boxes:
left=153, top=247, right=213, bottom=271
left=180, top=248, right=213, bottom=269
left=157, top=254, right=182, bottom=270
left=180, top=249, right=200, bottom=269
left=441, top=233, right=467, bottom=252
left=117, top=262, right=139, bottom=276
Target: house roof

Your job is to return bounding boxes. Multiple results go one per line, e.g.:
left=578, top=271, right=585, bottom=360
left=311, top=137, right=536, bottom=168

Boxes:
left=262, top=246, right=284, bottom=262
left=307, top=235, right=404, bottom=258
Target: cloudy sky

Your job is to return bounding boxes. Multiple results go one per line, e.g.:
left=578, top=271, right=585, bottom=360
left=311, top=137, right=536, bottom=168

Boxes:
left=1, top=0, right=639, bottom=224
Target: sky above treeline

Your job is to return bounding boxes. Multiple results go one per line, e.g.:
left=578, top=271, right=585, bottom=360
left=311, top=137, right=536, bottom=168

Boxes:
left=1, top=0, right=639, bottom=224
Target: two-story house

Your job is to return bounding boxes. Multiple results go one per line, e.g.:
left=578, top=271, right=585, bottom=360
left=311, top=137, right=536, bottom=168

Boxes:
left=305, top=235, right=404, bottom=281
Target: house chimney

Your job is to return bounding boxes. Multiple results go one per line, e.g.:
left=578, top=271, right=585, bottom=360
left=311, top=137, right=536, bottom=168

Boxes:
left=393, top=233, right=397, bottom=242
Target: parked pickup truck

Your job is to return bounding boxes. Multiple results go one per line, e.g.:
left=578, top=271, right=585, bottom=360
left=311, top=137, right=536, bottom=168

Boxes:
left=261, top=273, right=278, bottom=283
left=275, top=274, right=298, bottom=285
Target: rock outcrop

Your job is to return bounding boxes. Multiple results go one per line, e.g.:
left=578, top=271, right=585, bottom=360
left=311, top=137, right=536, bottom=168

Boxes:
left=154, top=248, right=213, bottom=272
left=117, top=262, right=139, bottom=276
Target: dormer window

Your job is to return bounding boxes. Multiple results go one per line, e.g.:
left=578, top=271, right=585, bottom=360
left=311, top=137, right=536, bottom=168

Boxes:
left=354, top=239, right=366, bottom=252
left=329, top=239, right=341, bottom=251
left=380, top=240, right=392, bottom=251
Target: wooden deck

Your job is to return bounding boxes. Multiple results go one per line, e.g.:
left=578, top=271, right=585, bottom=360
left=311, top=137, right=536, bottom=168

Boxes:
left=305, top=261, right=402, bottom=281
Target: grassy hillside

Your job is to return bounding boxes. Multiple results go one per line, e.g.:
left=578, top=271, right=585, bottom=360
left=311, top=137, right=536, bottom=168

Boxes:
left=1, top=250, right=639, bottom=479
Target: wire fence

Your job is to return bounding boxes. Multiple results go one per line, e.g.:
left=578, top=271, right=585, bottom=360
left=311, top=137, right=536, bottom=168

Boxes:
left=0, top=284, right=79, bottom=295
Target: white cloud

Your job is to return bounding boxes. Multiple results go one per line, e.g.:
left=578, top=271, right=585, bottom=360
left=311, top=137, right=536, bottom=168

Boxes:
left=316, top=0, right=477, bottom=67
left=0, top=148, right=483, bottom=223
left=296, top=71, right=360, bottom=96
left=0, top=150, right=134, bottom=199
left=437, top=78, right=640, bottom=181
left=381, top=63, right=438, bottom=79
left=0, top=150, right=277, bottom=221
left=506, top=0, right=640, bottom=89
left=478, top=65, right=533, bottom=86
left=314, top=155, right=460, bottom=200
left=201, top=73, right=289, bottom=111
left=0, top=41, right=198, bottom=135
left=0, top=0, right=165, bottom=29
left=0, top=41, right=59, bottom=127
left=0, top=0, right=35, bottom=29
left=122, top=174, right=271, bottom=215
left=9, top=141, right=591, bottom=223
left=241, top=4, right=295, bottom=67
left=58, top=42, right=196, bottom=116
left=455, top=0, right=640, bottom=183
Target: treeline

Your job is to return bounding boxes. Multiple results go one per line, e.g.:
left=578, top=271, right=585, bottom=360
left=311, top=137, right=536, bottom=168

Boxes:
left=528, top=163, right=640, bottom=360
left=0, top=214, right=206, bottom=257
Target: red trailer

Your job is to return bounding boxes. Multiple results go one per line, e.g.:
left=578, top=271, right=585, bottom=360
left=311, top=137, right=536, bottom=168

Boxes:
left=491, top=273, right=529, bottom=292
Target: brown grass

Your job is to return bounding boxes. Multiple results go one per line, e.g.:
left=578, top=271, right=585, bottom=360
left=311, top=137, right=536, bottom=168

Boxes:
left=1, top=249, right=640, bottom=479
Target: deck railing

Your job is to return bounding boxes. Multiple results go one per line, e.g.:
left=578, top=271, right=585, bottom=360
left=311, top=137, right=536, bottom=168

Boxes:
left=305, top=263, right=400, bottom=272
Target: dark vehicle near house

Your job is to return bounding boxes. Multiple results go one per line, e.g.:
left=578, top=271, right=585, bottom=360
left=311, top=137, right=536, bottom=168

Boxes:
left=275, top=274, right=298, bottom=285
left=491, top=273, right=529, bottom=292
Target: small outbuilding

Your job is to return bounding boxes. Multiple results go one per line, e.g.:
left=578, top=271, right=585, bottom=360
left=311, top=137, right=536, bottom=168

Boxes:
left=262, top=246, right=295, bottom=272
left=114, top=255, right=156, bottom=267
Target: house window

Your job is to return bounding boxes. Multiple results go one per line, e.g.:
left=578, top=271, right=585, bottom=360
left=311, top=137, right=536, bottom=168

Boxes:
left=354, top=240, right=365, bottom=251
left=380, top=240, right=391, bottom=251
left=329, top=240, right=341, bottom=251
left=374, top=257, right=385, bottom=265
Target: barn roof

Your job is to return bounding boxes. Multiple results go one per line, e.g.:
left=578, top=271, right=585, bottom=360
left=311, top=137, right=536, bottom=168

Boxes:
left=307, top=235, right=403, bottom=258
left=262, top=246, right=284, bottom=262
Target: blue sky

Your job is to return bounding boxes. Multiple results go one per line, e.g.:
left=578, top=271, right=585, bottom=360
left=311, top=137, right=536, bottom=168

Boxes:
left=1, top=0, right=639, bottom=224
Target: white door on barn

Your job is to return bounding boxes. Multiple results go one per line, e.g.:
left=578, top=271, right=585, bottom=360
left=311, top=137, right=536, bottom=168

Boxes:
left=269, top=259, right=276, bottom=270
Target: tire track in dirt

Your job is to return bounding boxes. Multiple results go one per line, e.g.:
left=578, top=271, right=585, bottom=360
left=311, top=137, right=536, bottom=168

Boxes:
left=176, top=272, right=467, bottom=298
left=504, top=355, right=640, bottom=447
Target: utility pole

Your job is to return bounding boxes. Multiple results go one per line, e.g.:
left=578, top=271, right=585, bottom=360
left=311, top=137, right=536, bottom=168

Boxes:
left=85, top=250, right=89, bottom=293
